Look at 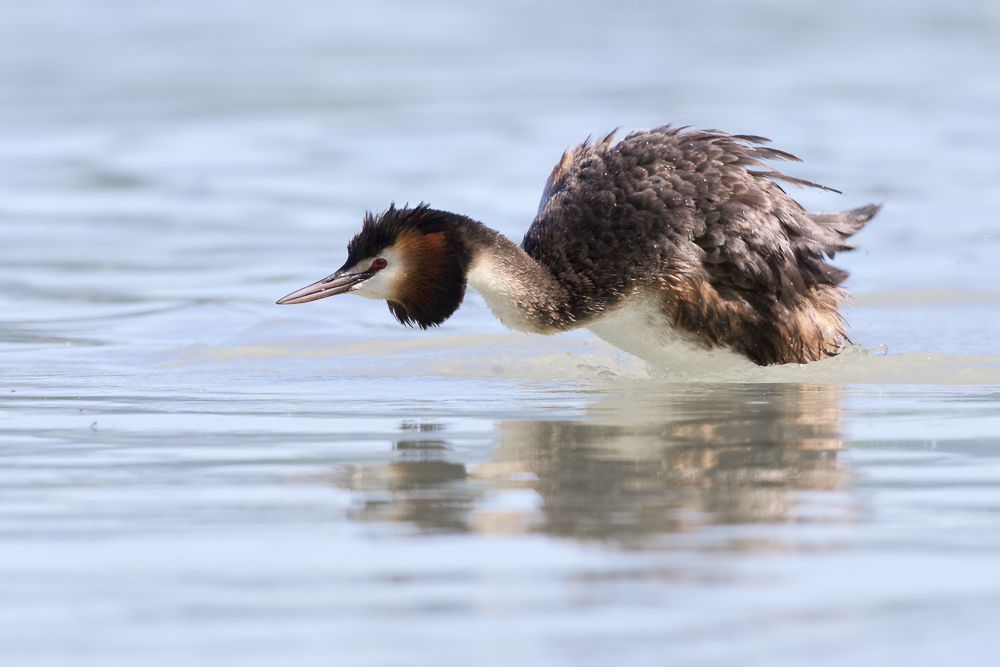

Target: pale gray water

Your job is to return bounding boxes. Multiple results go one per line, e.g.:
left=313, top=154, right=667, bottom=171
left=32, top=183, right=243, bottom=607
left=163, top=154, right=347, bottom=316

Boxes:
left=1, top=0, right=1000, bottom=665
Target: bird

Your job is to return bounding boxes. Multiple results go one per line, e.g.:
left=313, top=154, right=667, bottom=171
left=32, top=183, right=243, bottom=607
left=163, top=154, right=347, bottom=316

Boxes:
left=277, top=125, right=880, bottom=370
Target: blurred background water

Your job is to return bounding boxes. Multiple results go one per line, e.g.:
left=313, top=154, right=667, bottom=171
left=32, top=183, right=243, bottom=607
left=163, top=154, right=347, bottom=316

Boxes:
left=1, top=0, right=1000, bottom=665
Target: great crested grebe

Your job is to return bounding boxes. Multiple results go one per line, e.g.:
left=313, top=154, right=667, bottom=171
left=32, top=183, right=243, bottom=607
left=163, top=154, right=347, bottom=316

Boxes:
left=277, top=126, right=879, bottom=369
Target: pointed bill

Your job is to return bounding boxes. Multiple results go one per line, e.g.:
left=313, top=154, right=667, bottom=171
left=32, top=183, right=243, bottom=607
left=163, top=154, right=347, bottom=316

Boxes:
left=276, top=272, right=365, bottom=305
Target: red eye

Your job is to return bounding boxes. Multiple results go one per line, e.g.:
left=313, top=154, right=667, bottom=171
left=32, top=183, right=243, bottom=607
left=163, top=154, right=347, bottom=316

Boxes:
left=371, top=258, right=388, bottom=270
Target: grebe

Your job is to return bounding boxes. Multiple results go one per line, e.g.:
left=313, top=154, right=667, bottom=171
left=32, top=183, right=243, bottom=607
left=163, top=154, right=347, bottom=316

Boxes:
left=277, top=126, right=879, bottom=369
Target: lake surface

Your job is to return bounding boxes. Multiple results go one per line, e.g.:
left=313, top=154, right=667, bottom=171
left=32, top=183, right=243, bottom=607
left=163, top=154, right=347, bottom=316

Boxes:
left=1, top=0, right=1000, bottom=664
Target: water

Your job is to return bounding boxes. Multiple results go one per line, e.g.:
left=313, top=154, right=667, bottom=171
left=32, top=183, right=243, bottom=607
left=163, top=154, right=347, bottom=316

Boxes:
left=1, top=0, right=1000, bottom=664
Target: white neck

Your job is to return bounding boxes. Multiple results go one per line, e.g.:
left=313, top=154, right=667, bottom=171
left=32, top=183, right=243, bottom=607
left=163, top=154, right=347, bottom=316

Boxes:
left=463, top=233, right=571, bottom=334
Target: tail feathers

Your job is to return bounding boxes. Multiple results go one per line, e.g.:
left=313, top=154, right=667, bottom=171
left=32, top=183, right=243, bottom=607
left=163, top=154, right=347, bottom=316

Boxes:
left=808, top=202, right=882, bottom=254
left=810, top=202, right=881, bottom=237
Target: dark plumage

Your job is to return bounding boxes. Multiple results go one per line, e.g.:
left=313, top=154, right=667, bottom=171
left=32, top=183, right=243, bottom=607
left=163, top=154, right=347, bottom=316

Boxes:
left=278, top=125, right=880, bottom=368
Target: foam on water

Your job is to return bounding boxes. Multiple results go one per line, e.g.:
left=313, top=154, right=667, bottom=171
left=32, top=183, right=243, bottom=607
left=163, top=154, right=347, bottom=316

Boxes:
left=185, top=332, right=1000, bottom=384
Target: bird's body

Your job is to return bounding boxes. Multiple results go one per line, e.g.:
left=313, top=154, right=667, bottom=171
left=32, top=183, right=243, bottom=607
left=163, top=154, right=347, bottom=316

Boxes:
left=278, top=125, right=880, bottom=369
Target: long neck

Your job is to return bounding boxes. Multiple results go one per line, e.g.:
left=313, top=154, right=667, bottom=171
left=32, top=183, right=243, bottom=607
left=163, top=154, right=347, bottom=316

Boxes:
left=460, top=224, right=573, bottom=334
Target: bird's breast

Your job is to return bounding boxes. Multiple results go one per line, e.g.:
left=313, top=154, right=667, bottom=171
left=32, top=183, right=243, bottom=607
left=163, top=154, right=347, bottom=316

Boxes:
left=585, top=293, right=754, bottom=376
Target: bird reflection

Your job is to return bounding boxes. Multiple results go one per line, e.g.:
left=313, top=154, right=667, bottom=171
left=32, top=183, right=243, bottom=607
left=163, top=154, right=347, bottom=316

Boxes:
left=335, top=384, right=851, bottom=544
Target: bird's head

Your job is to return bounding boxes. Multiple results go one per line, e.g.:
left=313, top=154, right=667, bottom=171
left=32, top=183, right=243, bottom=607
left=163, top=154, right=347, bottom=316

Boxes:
left=277, top=204, right=473, bottom=328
